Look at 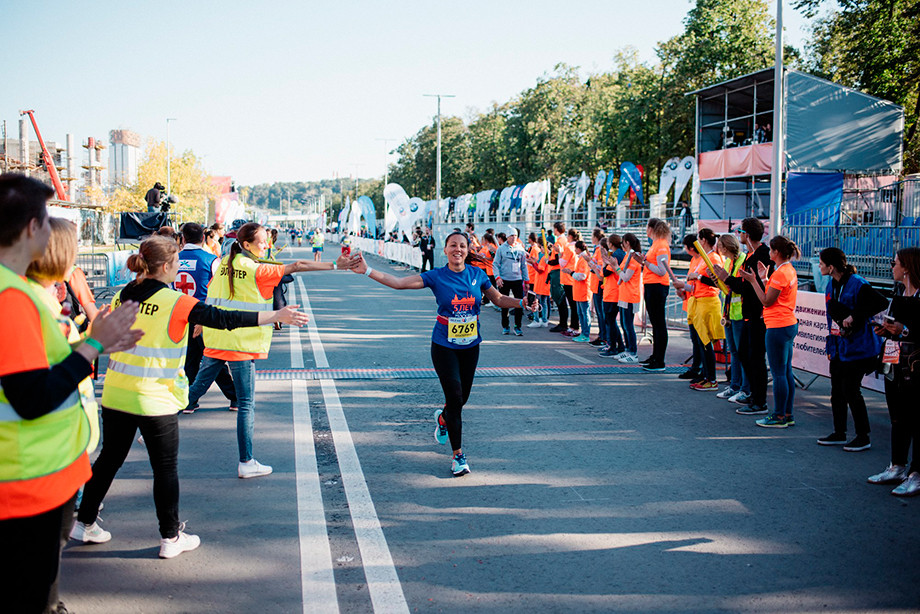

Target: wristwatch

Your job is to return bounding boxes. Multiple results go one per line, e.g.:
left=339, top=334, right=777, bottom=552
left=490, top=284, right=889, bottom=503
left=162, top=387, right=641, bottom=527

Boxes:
left=901, top=325, right=910, bottom=339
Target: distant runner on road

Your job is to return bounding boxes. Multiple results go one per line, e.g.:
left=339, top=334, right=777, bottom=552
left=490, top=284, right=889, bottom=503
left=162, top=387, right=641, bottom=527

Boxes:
left=350, top=230, right=538, bottom=477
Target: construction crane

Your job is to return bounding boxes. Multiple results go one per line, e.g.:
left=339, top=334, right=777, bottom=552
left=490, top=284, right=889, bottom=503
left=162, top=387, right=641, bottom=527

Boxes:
left=20, top=109, right=68, bottom=201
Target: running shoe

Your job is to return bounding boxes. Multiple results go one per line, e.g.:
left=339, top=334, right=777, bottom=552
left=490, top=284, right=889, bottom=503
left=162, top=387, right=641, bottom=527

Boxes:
left=513, top=327, right=523, bottom=336
left=69, top=520, right=111, bottom=544
left=736, top=404, right=769, bottom=416
left=182, top=405, right=198, bottom=415
left=572, top=334, right=589, bottom=343
left=548, top=324, right=567, bottom=333
left=158, top=523, right=201, bottom=559
left=451, top=453, right=470, bottom=477
left=502, top=327, right=511, bottom=335
left=589, top=338, right=605, bottom=347
left=562, top=329, right=579, bottom=337
left=891, top=472, right=920, bottom=497
left=598, top=348, right=619, bottom=358
left=843, top=435, right=871, bottom=452
left=526, top=321, right=543, bottom=328
left=618, top=353, right=639, bottom=364
left=868, top=464, right=908, bottom=485
left=728, top=391, right=751, bottom=405
left=715, top=386, right=737, bottom=399
left=678, top=369, right=701, bottom=380
left=690, top=380, right=718, bottom=391
left=817, top=432, right=847, bottom=446
left=755, top=414, right=793, bottom=428
left=642, top=360, right=666, bottom=372
left=433, top=409, right=449, bottom=445
left=639, top=357, right=653, bottom=365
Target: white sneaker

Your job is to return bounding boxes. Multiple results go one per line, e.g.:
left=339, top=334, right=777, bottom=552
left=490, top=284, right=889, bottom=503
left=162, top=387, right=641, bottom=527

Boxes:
left=618, top=353, right=639, bottom=364
left=159, top=526, right=201, bottom=559
left=716, top=386, right=736, bottom=399
left=238, top=459, right=273, bottom=479
left=70, top=520, right=111, bottom=544
left=729, top=391, right=752, bottom=404
left=541, top=321, right=550, bottom=327
left=868, top=464, right=909, bottom=485
left=527, top=321, right=543, bottom=328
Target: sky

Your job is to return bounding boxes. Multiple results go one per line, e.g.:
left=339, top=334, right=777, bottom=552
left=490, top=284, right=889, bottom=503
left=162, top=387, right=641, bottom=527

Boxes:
left=1, top=0, right=811, bottom=187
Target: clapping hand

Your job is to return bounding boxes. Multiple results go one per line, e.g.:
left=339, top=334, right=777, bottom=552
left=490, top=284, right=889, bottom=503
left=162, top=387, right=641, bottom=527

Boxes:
left=88, top=302, right=144, bottom=354
left=712, top=264, right=728, bottom=281
left=756, top=261, right=769, bottom=282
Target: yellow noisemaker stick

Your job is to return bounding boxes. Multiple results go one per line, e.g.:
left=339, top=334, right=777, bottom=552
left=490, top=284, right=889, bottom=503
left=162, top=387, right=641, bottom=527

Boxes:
left=693, top=239, right=730, bottom=294
left=540, top=229, right=549, bottom=256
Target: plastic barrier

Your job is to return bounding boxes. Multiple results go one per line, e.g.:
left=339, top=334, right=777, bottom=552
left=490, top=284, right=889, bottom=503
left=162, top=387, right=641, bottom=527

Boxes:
left=331, top=234, right=421, bottom=270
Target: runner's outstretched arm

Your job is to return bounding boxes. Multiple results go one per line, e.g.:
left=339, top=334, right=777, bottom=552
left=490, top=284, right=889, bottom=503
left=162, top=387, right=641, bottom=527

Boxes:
left=351, top=253, right=424, bottom=289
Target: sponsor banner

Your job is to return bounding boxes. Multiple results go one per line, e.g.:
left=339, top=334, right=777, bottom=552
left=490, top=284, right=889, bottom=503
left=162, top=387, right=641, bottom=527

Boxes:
left=793, top=291, right=885, bottom=392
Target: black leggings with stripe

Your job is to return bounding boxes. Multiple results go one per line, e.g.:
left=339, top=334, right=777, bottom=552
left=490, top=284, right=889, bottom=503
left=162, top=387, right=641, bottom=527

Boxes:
left=431, top=342, right=480, bottom=451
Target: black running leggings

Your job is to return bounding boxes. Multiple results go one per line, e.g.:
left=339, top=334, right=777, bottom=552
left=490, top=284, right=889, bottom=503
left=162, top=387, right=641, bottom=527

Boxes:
left=431, top=342, right=480, bottom=451
left=564, top=284, right=580, bottom=330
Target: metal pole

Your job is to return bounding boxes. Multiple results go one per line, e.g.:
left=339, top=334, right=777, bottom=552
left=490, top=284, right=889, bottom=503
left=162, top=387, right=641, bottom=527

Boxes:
left=376, top=138, right=395, bottom=187
left=423, top=94, right=455, bottom=203
left=769, top=0, right=784, bottom=236
left=2, top=120, right=7, bottom=173
left=166, top=118, right=177, bottom=194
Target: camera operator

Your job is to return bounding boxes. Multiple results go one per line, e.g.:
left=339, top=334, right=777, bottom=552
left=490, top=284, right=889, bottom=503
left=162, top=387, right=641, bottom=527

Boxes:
left=145, top=182, right=165, bottom=213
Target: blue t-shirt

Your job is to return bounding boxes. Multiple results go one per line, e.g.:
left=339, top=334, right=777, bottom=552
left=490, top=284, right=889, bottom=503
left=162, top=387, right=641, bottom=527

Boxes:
left=421, top=265, right=492, bottom=348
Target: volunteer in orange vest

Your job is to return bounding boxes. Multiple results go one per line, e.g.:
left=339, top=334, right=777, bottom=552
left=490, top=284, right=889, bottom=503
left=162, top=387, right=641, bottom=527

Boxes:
left=0, top=174, right=141, bottom=614
left=740, top=235, right=800, bottom=429
left=72, top=236, right=310, bottom=559
left=634, top=219, right=672, bottom=372
left=616, top=233, right=643, bottom=363
left=184, top=222, right=355, bottom=478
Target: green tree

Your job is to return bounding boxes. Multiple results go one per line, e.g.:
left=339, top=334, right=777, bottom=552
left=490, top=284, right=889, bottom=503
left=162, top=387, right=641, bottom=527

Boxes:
left=796, top=0, right=920, bottom=172
left=109, top=139, right=216, bottom=221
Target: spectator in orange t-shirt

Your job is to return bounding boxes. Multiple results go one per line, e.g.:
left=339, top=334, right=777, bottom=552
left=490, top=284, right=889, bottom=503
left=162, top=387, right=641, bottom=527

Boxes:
left=741, top=235, right=801, bottom=428
left=634, top=219, right=672, bottom=372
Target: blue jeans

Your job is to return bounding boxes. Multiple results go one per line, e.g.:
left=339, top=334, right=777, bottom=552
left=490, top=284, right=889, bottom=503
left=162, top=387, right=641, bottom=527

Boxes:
left=592, top=292, right=607, bottom=342
left=188, top=356, right=257, bottom=462
left=576, top=301, right=591, bottom=336
left=537, top=294, right=550, bottom=323
left=765, top=324, right=798, bottom=417
left=725, top=320, right=750, bottom=393
left=620, top=304, right=637, bottom=353
left=604, top=302, right=625, bottom=352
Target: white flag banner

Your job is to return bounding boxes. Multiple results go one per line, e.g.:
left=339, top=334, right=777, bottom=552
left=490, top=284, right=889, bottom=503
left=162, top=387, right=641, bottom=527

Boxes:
left=384, top=183, right=411, bottom=236
left=673, top=156, right=696, bottom=205
left=406, top=197, right=426, bottom=232
left=499, top=186, right=514, bottom=218
left=573, top=172, right=589, bottom=211
left=593, top=170, right=606, bottom=200
left=658, top=157, right=680, bottom=202
left=476, top=190, right=492, bottom=223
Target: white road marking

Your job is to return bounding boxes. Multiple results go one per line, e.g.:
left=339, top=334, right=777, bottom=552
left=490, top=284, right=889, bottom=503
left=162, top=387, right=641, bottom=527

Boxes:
left=555, top=349, right=595, bottom=364
left=296, top=276, right=410, bottom=614
left=288, top=282, right=338, bottom=613
left=292, top=380, right=339, bottom=614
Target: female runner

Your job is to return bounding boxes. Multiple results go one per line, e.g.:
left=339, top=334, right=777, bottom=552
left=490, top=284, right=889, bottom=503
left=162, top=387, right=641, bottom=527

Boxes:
left=350, top=231, right=537, bottom=476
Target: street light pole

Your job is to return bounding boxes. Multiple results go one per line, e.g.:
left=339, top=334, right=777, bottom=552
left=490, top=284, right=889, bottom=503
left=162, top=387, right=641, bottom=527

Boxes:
left=166, top=117, right=177, bottom=195
left=423, top=94, right=455, bottom=205
left=769, top=0, right=784, bottom=235
left=376, top=137, right=395, bottom=187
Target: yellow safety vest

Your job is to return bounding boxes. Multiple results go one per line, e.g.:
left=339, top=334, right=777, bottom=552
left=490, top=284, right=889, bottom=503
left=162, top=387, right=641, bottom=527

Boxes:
left=101, top=287, right=190, bottom=416
left=203, top=254, right=273, bottom=356
left=312, top=232, right=324, bottom=247
left=0, top=266, right=89, bottom=482
left=728, top=254, right=747, bottom=321
left=29, top=280, right=100, bottom=453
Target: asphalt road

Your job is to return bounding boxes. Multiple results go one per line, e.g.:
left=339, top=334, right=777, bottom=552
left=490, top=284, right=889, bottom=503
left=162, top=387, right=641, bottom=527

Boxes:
left=61, top=244, right=920, bottom=613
